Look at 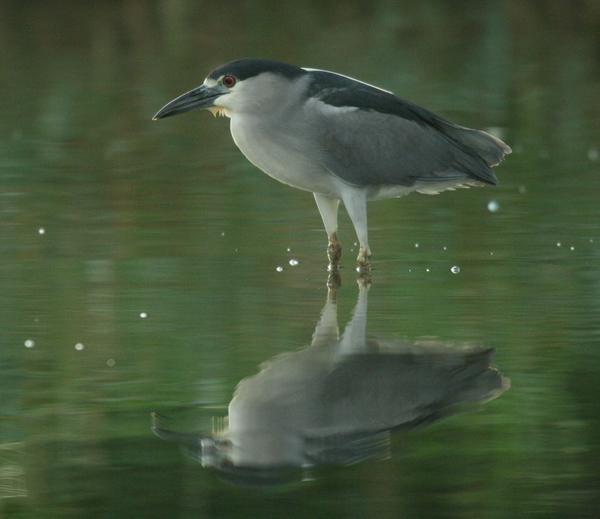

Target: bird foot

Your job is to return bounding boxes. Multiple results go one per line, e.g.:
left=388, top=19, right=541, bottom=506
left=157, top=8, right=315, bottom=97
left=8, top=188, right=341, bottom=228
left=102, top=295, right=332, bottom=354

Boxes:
left=356, top=248, right=372, bottom=273
left=327, top=234, right=342, bottom=267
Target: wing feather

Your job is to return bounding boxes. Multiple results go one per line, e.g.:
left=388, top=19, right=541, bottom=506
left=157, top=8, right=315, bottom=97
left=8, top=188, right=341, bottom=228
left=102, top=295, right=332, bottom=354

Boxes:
left=306, top=70, right=510, bottom=188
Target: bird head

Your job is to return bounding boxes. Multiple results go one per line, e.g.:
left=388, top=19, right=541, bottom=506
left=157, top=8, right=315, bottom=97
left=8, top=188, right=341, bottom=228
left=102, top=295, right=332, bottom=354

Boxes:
left=152, top=58, right=306, bottom=120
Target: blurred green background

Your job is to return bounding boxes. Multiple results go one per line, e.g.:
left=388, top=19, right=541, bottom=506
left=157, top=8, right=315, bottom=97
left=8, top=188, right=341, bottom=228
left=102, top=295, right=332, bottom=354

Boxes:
left=1, top=0, right=600, bottom=517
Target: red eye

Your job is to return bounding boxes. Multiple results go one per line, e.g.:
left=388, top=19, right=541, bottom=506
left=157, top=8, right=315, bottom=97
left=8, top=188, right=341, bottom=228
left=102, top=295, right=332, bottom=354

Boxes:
left=222, top=75, right=236, bottom=88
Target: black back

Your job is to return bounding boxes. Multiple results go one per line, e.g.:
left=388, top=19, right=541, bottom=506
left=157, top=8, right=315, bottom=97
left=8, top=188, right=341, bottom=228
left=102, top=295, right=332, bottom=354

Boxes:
left=307, top=70, right=440, bottom=126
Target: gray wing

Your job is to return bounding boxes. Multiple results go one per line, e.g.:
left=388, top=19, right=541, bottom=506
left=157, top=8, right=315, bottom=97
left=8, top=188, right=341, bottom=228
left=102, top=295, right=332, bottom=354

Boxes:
left=307, top=71, right=511, bottom=188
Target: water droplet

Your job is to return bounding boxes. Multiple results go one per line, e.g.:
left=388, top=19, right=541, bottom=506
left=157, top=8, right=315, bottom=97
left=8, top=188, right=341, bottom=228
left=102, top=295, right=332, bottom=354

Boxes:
left=442, top=246, right=447, bottom=251
left=275, top=266, right=283, bottom=272
left=24, top=339, right=35, bottom=348
left=286, top=247, right=291, bottom=252
left=288, top=259, right=299, bottom=266
left=487, top=200, right=500, bottom=213
left=570, top=245, right=575, bottom=251
left=74, top=343, right=85, bottom=351
left=414, top=242, right=420, bottom=248
left=425, top=267, right=430, bottom=272
left=139, top=312, right=148, bottom=319
left=38, top=227, right=45, bottom=235
left=556, top=242, right=562, bottom=247
left=450, top=265, right=461, bottom=274
left=106, top=358, right=116, bottom=367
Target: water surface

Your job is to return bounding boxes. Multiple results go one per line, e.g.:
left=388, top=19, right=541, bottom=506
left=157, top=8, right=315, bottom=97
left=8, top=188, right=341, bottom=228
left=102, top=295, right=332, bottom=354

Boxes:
left=1, top=1, right=600, bottom=517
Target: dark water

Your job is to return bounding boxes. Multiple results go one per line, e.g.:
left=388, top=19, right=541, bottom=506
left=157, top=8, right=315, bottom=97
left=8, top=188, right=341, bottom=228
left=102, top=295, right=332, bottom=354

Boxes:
left=2, top=1, right=600, bottom=517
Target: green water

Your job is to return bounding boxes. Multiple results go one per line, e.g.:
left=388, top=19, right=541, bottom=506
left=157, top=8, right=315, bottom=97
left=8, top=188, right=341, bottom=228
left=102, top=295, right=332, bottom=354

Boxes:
left=2, top=1, right=600, bottom=517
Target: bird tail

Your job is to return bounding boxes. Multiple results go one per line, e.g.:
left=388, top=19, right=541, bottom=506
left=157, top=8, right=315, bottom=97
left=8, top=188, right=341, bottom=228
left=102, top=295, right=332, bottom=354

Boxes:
left=440, top=122, right=512, bottom=167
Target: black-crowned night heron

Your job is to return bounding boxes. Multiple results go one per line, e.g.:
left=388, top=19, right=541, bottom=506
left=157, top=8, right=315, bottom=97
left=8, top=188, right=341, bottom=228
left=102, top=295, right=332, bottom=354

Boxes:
left=153, top=58, right=511, bottom=270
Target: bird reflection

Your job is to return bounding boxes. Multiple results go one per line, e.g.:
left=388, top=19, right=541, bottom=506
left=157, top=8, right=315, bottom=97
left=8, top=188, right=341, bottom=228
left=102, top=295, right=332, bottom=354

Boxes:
left=152, top=285, right=509, bottom=486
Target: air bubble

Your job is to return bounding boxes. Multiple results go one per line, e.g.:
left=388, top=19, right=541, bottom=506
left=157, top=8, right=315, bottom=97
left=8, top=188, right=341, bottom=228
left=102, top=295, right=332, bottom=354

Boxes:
left=450, top=265, right=461, bottom=274
left=487, top=200, right=499, bottom=213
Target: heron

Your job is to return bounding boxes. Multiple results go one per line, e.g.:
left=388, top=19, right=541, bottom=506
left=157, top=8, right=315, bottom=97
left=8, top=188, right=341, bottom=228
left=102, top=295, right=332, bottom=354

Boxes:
left=153, top=58, right=511, bottom=271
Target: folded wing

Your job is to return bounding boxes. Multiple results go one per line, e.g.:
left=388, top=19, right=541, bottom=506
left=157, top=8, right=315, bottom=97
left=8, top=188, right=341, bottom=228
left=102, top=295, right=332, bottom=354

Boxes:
left=307, top=71, right=511, bottom=188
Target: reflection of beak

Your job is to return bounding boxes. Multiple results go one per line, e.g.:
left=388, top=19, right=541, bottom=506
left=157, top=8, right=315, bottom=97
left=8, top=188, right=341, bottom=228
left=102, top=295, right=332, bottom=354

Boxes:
left=152, top=84, right=226, bottom=120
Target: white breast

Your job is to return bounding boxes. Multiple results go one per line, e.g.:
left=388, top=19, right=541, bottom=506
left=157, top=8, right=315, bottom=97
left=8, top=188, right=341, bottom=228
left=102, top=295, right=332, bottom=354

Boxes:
left=229, top=114, right=339, bottom=196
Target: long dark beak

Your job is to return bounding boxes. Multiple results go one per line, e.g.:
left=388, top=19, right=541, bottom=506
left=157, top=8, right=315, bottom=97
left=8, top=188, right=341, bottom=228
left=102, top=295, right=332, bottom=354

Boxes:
left=152, top=84, right=224, bottom=120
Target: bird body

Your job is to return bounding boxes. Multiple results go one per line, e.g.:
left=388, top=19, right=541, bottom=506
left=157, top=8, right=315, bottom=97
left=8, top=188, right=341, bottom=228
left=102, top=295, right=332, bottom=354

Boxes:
left=154, top=58, right=511, bottom=269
